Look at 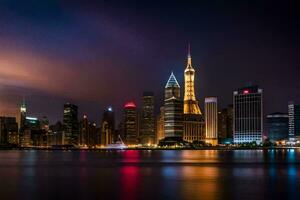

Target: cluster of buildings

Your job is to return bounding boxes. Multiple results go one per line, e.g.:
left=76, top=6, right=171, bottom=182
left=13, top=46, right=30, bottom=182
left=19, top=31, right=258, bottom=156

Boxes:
left=0, top=48, right=300, bottom=148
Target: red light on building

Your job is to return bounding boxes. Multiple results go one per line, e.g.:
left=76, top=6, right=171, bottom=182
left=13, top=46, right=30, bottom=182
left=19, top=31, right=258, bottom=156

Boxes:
left=124, top=102, right=136, bottom=108
left=243, top=90, right=249, bottom=94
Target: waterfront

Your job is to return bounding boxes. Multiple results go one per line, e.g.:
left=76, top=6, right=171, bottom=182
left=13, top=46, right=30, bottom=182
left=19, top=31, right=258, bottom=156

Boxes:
left=0, top=149, right=299, bottom=200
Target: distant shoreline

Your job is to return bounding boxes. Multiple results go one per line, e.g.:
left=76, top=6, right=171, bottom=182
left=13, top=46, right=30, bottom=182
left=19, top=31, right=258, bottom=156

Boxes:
left=0, top=147, right=299, bottom=151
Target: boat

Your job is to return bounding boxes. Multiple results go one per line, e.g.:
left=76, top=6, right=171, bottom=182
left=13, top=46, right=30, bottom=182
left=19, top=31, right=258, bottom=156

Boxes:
left=105, top=135, right=127, bottom=149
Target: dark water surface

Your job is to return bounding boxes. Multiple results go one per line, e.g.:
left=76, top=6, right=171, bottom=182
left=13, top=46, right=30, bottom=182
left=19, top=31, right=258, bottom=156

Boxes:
left=0, top=149, right=300, bottom=200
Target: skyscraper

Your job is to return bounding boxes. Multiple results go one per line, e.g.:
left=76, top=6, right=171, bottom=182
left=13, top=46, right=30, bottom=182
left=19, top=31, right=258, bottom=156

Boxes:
left=63, top=103, right=79, bottom=145
left=140, top=92, right=155, bottom=145
left=123, top=102, right=138, bottom=145
left=182, top=47, right=205, bottom=143
left=233, top=86, right=263, bottom=144
left=218, top=105, right=233, bottom=143
left=20, top=99, right=26, bottom=131
left=19, top=100, right=27, bottom=145
left=79, top=115, right=89, bottom=146
left=288, top=102, right=300, bottom=141
left=266, top=112, right=289, bottom=142
left=164, top=72, right=183, bottom=138
left=0, top=117, right=18, bottom=145
left=101, top=106, right=115, bottom=146
left=156, top=106, right=165, bottom=144
left=184, top=45, right=201, bottom=115
left=205, top=97, right=218, bottom=145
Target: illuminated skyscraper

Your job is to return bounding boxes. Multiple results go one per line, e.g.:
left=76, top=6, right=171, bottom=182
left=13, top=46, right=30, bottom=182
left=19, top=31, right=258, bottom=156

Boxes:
left=164, top=72, right=183, bottom=138
left=101, top=106, right=115, bottom=146
left=184, top=46, right=201, bottom=115
left=19, top=100, right=27, bottom=131
left=233, top=86, right=263, bottom=144
left=140, top=92, right=155, bottom=145
left=288, top=102, right=300, bottom=141
left=79, top=115, right=89, bottom=146
left=123, top=102, right=138, bottom=145
left=63, top=103, right=79, bottom=145
left=205, top=97, right=218, bottom=145
left=19, top=99, right=27, bottom=145
left=182, top=47, right=205, bottom=143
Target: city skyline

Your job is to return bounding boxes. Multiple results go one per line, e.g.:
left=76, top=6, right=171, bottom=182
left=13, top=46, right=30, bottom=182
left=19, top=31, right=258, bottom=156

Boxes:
left=0, top=1, right=299, bottom=124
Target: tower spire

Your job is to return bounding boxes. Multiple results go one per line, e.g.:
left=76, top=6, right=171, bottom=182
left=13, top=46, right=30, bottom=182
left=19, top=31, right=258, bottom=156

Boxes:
left=187, top=43, right=192, bottom=66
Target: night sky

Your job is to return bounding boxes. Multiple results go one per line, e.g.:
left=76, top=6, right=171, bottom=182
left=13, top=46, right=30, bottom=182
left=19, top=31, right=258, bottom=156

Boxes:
left=0, top=0, right=299, bottom=124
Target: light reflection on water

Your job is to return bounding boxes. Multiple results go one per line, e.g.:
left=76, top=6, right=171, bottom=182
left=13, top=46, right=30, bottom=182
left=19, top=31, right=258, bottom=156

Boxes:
left=0, top=150, right=299, bottom=200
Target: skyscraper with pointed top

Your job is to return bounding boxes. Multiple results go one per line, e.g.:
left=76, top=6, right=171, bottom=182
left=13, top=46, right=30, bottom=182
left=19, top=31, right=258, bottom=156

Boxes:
left=182, top=45, right=205, bottom=143
left=184, top=45, right=201, bottom=115
left=164, top=72, right=183, bottom=138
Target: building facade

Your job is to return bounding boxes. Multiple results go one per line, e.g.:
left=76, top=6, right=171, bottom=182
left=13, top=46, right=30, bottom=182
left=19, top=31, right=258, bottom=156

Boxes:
left=100, top=106, right=115, bottom=146
left=63, top=103, right=79, bottom=145
left=140, top=92, right=155, bottom=145
left=205, top=97, right=218, bottom=145
left=233, top=86, right=263, bottom=144
left=79, top=115, right=89, bottom=146
left=0, top=117, right=18, bottom=145
left=182, top=47, right=205, bottom=143
left=164, top=72, right=183, bottom=138
left=266, top=112, right=289, bottom=142
left=218, top=105, right=233, bottom=143
left=288, top=102, right=300, bottom=141
left=123, top=102, right=138, bottom=145
left=156, top=106, right=165, bottom=143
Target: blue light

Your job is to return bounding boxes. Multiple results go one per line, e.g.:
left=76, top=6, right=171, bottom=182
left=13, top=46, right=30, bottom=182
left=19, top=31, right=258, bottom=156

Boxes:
left=108, top=106, right=113, bottom=112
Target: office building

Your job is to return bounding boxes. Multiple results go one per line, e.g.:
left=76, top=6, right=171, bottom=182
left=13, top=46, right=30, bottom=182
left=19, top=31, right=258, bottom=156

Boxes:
left=140, top=92, right=155, bottom=145
left=156, top=106, right=165, bottom=144
left=233, top=85, right=263, bottom=144
left=288, top=102, right=300, bottom=141
left=218, top=105, right=233, bottom=143
left=79, top=115, right=89, bottom=146
left=101, top=106, right=115, bottom=146
left=123, top=102, right=138, bottom=145
left=63, top=103, right=79, bottom=145
left=266, top=112, right=289, bottom=142
left=0, top=117, right=18, bottom=145
left=205, top=97, right=218, bottom=145
left=164, top=72, right=183, bottom=138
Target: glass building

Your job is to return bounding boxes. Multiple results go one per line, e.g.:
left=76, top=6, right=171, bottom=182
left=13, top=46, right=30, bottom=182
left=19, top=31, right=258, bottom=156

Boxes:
left=233, top=85, right=263, bottom=144
left=101, top=106, right=115, bottom=146
left=288, top=102, right=300, bottom=141
left=266, top=112, right=288, bottom=142
left=63, top=103, right=79, bottom=145
left=123, top=102, right=138, bottom=145
left=140, top=92, right=155, bottom=145
left=164, top=72, right=183, bottom=138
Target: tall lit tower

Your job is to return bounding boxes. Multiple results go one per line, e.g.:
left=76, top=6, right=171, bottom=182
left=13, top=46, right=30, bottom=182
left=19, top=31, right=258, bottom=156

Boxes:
left=164, top=72, right=183, bottom=138
left=233, top=85, right=263, bottom=144
left=205, top=97, right=218, bottom=145
left=63, top=103, right=79, bottom=145
left=20, top=99, right=27, bottom=131
left=184, top=45, right=201, bottom=115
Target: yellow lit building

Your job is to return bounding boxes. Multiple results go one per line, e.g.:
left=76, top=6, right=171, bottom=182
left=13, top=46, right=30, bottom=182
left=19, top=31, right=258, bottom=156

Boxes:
left=205, top=97, right=218, bottom=145
left=183, top=46, right=201, bottom=115
left=183, top=46, right=205, bottom=143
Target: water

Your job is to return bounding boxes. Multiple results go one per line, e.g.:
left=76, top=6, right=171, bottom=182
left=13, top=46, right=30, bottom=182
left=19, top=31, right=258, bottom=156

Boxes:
left=0, top=149, right=299, bottom=200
